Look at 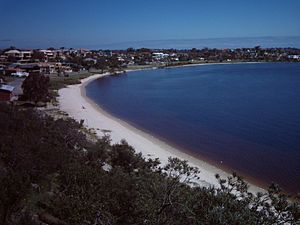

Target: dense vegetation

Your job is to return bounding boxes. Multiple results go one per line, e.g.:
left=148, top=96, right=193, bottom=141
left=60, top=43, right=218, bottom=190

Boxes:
left=0, top=103, right=299, bottom=225
left=21, top=73, right=51, bottom=103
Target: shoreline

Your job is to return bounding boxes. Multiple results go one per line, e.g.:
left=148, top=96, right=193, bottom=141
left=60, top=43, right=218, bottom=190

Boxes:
left=126, top=61, right=267, bottom=72
left=162, top=60, right=266, bottom=69
left=58, top=64, right=266, bottom=194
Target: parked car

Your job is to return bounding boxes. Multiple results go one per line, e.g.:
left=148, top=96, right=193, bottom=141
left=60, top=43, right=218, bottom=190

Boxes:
left=11, top=71, right=29, bottom=78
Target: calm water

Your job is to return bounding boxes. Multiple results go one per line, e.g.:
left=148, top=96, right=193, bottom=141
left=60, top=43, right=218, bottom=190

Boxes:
left=86, top=63, right=300, bottom=194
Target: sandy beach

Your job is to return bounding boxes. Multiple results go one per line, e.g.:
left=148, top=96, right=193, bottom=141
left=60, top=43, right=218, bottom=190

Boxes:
left=58, top=71, right=265, bottom=193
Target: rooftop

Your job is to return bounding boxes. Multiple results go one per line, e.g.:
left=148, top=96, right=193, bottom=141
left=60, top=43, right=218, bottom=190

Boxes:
left=5, top=50, right=21, bottom=54
left=0, top=84, right=15, bottom=92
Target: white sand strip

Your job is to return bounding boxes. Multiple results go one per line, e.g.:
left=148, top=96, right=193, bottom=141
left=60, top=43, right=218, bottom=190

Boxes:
left=58, top=72, right=265, bottom=193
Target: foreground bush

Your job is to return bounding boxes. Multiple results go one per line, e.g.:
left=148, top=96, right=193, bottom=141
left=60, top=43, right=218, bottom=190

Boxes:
left=0, top=103, right=299, bottom=225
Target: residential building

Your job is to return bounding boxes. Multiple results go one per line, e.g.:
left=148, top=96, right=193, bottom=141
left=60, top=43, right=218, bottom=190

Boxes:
left=4, top=50, right=32, bottom=61
left=0, top=84, right=15, bottom=101
left=39, top=50, right=56, bottom=61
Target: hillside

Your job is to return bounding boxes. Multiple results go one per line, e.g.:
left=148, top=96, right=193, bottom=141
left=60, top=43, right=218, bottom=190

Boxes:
left=0, top=103, right=299, bottom=225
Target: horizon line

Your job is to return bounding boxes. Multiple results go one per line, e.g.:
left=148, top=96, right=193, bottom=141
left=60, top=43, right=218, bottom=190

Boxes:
left=1, top=36, right=300, bottom=50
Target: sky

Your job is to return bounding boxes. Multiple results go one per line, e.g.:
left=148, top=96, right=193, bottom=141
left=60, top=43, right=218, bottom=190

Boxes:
left=0, top=0, right=300, bottom=49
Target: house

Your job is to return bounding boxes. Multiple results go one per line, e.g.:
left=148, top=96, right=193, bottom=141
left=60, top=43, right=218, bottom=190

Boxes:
left=5, top=49, right=22, bottom=59
left=19, top=63, right=41, bottom=74
left=0, top=84, right=15, bottom=101
left=18, top=50, right=32, bottom=62
left=18, top=63, right=56, bottom=75
left=4, top=66, right=24, bottom=76
left=4, top=50, right=32, bottom=62
left=288, top=55, right=300, bottom=60
left=39, top=50, right=56, bottom=61
left=153, top=52, right=169, bottom=59
left=38, top=63, right=56, bottom=74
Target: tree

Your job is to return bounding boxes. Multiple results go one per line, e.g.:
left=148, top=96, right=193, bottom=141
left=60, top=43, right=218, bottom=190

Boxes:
left=108, top=55, right=122, bottom=70
left=21, top=73, right=50, bottom=103
left=0, top=104, right=86, bottom=224
left=95, top=57, right=108, bottom=72
left=126, top=47, right=135, bottom=53
left=31, top=50, right=46, bottom=62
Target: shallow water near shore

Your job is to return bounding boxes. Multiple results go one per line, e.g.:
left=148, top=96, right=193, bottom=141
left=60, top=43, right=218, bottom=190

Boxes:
left=86, top=62, right=300, bottom=194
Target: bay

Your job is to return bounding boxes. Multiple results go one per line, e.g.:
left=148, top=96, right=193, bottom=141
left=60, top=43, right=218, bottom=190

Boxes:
left=86, top=63, right=300, bottom=194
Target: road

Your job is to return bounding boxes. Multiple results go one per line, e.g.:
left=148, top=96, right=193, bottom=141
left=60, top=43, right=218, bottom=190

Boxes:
left=8, top=78, right=24, bottom=96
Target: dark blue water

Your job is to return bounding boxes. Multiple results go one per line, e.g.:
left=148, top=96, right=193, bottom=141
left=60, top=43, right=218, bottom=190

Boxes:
left=86, top=63, right=300, bottom=194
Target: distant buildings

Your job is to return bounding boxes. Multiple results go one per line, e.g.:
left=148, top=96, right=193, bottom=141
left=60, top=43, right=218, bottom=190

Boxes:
left=153, top=52, right=169, bottom=59
left=0, top=45, right=299, bottom=103
left=288, top=55, right=300, bottom=60
left=0, top=46, right=299, bottom=78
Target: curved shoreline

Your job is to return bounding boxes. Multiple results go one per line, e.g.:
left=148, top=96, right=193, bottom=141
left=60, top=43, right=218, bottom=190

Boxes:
left=58, top=69, right=266, bottom=194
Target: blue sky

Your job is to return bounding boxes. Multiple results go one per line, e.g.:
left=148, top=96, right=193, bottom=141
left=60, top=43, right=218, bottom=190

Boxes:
left=0, top=0, right=300, bottom=49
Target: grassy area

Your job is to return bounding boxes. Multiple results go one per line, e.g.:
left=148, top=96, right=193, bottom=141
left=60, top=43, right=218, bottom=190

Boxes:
left=49, top=72, right=93, bottom=90
left=126, top=64, right=160, bottom=70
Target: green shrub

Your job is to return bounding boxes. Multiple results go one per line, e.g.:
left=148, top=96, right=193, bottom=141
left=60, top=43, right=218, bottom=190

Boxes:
left=0, top=103, right=299, bottom=225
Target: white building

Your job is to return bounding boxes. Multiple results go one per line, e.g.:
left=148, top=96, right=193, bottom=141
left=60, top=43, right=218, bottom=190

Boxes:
left=4, top=50, right=32, bottom=61
left=288, top=55, right=300, bottom=60
left=153, top=52, right=169, bottom=59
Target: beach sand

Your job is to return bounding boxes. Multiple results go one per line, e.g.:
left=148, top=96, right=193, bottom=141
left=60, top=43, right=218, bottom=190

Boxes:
left=58, top=72, right=265, bottom=193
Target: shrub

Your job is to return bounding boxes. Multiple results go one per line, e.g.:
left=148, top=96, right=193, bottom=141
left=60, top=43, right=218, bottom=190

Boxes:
left=0, top=103, right=299, bottom=225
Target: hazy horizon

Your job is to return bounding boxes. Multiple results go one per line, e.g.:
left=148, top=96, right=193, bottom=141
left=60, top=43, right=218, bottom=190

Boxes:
left=1, top=36, right=300, bottom=50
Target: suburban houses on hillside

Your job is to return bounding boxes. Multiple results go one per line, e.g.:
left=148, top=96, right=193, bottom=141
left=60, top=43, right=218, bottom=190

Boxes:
left=0, top=46, right=299, bottom=102
left=0, top=46, right=300, bottom=78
